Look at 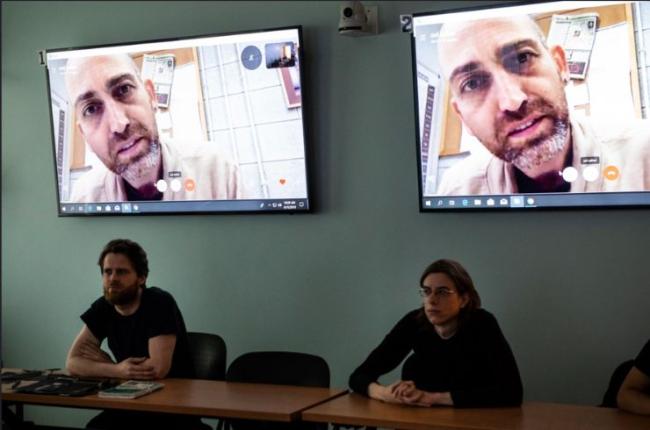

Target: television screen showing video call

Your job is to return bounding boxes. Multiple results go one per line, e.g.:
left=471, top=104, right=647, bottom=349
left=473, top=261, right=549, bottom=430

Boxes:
left=411, top=1, right=650, bottom=210
left=46, top=27, right=310, bottom=216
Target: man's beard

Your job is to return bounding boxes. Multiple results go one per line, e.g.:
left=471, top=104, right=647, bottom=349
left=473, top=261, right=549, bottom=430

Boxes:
left=507, top=119, right=569, bottom=171
left=494, top=99, right=570, bottom=172
left=108, top=122, right=161, bottom=183
left=104, top=282, right=140, bottom=306
left=117, top=140, right=161, bottom=184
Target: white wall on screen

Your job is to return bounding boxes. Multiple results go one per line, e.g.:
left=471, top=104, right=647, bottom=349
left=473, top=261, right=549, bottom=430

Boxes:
left=198, top=42, right=306, bottom=200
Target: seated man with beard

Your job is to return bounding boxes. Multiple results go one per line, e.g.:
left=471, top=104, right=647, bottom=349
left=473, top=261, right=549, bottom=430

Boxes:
left=66, top=239, right=205, bottom=429
left=65, top=54, right=240, bottom=202
left=436, top=15, right=650, bottom=195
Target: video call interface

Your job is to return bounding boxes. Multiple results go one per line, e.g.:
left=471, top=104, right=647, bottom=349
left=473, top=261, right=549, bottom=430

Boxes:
left=46, top=28, right=310, bottom=216
left=412, top=1, right=650, bottom=210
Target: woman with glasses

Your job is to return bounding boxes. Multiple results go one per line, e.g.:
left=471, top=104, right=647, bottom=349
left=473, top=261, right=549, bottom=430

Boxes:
left=349, top=259, right=523, bottom=407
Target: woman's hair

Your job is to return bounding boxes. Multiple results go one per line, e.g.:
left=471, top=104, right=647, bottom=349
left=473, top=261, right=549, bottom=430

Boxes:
left=420, top=259, right=481, bottom=316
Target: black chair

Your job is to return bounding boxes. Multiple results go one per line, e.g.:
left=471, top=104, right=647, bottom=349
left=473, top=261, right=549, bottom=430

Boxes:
left=221, top=351, right=330, bottom=430
left=187, top=332, right=227, bottom=430
left=601, top=359, right=635, bottom=408
left=187, top=332, right=227, bottom=381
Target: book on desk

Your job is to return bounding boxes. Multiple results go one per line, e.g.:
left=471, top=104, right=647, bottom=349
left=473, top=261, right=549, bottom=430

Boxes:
left=98, top=380, right=164, bottom=399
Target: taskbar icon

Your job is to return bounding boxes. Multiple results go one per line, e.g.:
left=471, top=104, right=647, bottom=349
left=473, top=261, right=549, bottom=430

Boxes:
left=424, top=196, right=519, bottom=209
left=61, top=201, right=142, bottom=215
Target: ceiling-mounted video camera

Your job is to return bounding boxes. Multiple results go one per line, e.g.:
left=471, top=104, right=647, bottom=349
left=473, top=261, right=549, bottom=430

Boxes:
left=338, top=1, right=378, bottom=37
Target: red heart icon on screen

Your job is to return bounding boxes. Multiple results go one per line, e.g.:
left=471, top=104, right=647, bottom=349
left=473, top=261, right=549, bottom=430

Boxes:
left=279, top=179, right=286, bottom=185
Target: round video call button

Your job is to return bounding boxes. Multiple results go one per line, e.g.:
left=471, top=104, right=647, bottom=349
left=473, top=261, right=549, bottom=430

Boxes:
left=561, top=166, right=578, bottom=183
left=155, top=179, right=168, bottom=192
left=185, top=178, right=196, bottom=192
left=241, top=45, right=262, bottom=70
left=582, top=165, right=599, bottom=182
left=604, top=165, right=619, bottom=181
left=170, top=179, right=182, bottom=192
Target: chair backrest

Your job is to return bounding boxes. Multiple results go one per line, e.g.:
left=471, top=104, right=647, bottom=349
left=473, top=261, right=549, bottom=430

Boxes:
left=187, top=332, right=227, bottom=381
left=224, top=351, right=329, bottom=430
left=226, top=351, right=330, bottom=388
left=601, top=359, right=635, bottom=408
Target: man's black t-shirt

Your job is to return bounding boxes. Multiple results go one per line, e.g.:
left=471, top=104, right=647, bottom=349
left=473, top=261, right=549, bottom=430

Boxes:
left=81, top=286, right=194, bottom=378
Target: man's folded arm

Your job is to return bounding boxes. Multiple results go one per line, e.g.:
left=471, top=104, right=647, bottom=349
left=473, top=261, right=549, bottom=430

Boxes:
left=142, top=334, right=176, bottom=379
left=67, top=325, right=163, bottom=380
left=66, top=325, right=118, bottom=378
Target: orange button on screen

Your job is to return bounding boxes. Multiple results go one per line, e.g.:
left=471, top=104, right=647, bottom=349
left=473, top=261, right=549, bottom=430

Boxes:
left=603, top=165, right=619, bottom=181
left=185, top=179, right=196, bottom=191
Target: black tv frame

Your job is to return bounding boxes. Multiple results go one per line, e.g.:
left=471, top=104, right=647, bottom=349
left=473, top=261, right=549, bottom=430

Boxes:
left=45, top=25, right=313, bottom=216
left=409, top=0, right=650, bottom=212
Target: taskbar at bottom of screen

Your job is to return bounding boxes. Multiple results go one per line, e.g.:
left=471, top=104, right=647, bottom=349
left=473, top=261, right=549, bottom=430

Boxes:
left=59, top=199, right=310, bottom=215
left=422, top=192, right=650, bottom=210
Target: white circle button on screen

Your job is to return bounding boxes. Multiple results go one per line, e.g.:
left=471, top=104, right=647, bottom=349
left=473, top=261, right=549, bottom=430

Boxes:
left=562, top=167, right=578, bottom=182
left=170, top=179, right=182, bottom=192
left=582, top=165, right=599, bottom=182
left=156, top=179, right=168, bottom=192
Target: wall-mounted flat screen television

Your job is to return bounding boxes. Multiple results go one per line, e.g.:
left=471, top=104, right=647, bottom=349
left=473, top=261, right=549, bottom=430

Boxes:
left=411, top=1, right=650, bottom=210
left=46, top=26, right=310, bottom=215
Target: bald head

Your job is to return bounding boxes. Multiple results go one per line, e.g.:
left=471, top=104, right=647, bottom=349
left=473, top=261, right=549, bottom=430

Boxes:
left=65, top=54, right=142, bottom=109
left=438, top=16, right=547, bottom=81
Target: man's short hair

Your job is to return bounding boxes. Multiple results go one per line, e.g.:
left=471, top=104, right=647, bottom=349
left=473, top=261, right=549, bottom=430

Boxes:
left=98, top=238, right=149, bottom=278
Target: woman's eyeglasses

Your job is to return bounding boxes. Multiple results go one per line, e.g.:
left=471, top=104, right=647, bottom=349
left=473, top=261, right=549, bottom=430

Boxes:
left=418, top=287, right=457, bottom=300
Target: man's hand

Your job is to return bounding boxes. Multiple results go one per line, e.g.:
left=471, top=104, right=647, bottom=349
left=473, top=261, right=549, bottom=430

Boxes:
left=115, top=357, right=156, bottom=380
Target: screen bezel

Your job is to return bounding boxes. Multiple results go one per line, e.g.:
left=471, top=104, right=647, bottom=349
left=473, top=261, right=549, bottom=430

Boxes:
left=410, top=0, right=650, bottom=212
left=45, top=25, right=313, bottom=216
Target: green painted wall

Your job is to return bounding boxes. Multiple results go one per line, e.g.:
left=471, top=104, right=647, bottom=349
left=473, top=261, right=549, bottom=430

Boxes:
left=2, top=1, right=649, bottom=427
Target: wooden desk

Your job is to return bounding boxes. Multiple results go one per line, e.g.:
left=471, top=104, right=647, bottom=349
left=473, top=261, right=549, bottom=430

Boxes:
left=3, top=378, right=346, bottom=422
left=302, top=393, right=650, bottom=430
